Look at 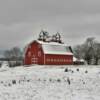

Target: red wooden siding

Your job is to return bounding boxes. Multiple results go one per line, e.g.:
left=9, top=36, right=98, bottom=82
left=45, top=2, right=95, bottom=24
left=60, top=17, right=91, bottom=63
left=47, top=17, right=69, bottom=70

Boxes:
left=45, top=54, right=73, bottom=65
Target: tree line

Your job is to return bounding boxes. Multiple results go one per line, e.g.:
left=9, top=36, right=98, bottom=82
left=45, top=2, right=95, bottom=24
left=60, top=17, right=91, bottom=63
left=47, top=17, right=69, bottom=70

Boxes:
left=73, top=37, right=100, bottom=65
left=3, top=47, right=23, bottom=67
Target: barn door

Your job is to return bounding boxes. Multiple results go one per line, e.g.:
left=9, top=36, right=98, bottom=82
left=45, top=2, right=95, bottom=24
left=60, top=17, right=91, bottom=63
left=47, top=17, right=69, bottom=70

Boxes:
left=31, top=55, right=38, bottom=64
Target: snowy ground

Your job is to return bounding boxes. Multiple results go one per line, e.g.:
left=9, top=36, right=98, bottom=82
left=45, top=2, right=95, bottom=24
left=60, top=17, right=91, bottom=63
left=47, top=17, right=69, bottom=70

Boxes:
left=0, top=65, right=100, bottom=100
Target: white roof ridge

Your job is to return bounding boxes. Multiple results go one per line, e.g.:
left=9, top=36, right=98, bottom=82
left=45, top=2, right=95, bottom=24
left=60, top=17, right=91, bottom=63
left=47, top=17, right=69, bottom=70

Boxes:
left=37, top=40, right=68, bottom=46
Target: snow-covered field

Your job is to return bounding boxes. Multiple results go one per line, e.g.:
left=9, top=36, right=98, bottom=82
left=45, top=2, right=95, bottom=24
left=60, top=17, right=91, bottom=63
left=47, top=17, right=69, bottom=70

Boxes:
left=0, top=65, right=100, bottom=100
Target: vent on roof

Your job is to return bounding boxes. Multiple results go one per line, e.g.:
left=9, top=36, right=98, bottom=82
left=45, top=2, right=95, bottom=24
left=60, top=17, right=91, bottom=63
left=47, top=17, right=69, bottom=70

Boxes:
left=38, top=30, right=50, bottom=42
left=51, top=32, right=63, bottom=44
left=38, top=30, right=63, bottom=44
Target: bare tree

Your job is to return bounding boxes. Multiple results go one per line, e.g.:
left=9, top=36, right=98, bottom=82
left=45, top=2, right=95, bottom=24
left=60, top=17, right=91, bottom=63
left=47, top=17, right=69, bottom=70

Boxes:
left=4, top=47, right=23, bottom=67
left=4, top=50, right=12, bottom=60
left=73, top=45, right=82, bottom=59
left=93, top=43, right=100, bottom=65
left=73, top=37, right=100, bottom=65
left=11, top=47, right=22, bottom=59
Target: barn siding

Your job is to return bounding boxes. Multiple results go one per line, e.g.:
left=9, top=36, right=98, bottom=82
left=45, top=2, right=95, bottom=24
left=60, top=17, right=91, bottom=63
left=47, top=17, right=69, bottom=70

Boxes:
left=45, top=54, right=73, bottom=65
left=24, top=47, right=31, bottom=65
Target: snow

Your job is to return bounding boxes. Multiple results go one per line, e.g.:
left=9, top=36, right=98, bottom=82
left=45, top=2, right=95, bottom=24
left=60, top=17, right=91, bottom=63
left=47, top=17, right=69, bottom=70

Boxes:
left=73, top=57, right=78, bottom=61
left=73, top=57, right=85, bottom=62
left=37, top=40, right=73, bottom=55
left=0, top=65, right=99, bottom=100
left=37, top=40, right=65, bottom=46
left=42, top=44, right=73, bottom=55
left=0, top=61, right=9, bottom=72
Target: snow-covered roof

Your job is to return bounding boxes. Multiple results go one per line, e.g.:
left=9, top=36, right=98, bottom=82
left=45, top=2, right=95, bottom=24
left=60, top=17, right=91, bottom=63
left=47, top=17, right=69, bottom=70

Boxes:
left=73, top=57, right=78, bottom=62
left=25, top=40, right=73, bottom=55
left=79, top=59, right=85, bottom=62
left=73, top=56, right=85, bottom=62
left=37, top=40, right=73, bottom=55
left=37, top=40, right=63, bottom=45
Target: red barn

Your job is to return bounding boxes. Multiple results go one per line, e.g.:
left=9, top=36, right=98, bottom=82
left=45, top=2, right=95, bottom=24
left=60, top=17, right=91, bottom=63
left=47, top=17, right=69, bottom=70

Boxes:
left=24, top=40, right=73, bottom=65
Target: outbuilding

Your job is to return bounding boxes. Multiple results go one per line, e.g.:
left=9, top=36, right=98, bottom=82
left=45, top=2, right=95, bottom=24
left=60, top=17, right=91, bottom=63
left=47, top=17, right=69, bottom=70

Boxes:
left=24, top=40, right=73, bottom=65
left=73, top=56, right=85, bottom=65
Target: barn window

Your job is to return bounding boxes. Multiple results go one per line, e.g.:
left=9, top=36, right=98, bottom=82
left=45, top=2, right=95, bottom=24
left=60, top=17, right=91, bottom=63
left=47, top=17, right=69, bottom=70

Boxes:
left=64, top=59, right=66, bottom=62
left=69, top=59, right=72, bottom=62
left=49, top=59, right=51, bottom=62
left=53, top=59, right=54, bottom=62
left=51, top=59, right=53, bottom=62
left=54, top=59, right=56, bottom=62
left=47, top=59, right=50, bottom=62
left=38, top=44, right=42, bottom=48
left=28, top=51, right=31, bottom=57
left=60, top=59, right=62, bottom=62
left=38, top=51, right=41, bottom=57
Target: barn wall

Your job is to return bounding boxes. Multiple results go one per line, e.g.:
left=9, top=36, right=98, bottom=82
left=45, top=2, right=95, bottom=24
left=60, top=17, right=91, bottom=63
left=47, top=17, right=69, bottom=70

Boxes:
left=45, top=54, right=73, bottom=65
left=24, top=47, right=31, bottom=65
left=24, top=41, right=44, bottom=65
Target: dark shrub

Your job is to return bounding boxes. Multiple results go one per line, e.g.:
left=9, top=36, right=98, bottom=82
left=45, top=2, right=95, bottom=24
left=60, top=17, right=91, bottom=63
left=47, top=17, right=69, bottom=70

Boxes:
left=12, top=80, right=16, bottom=84
left=8, top=83, right=11, bottom=86
left=83, top=82, right=85, bottom=84
left=57, top=79, right=61, bottom=82
left=67, top=78, right=70, bottom=85
left=44, top=79, right=46, bottom=82
left=38, top=78, right=41, bottom=81
left=85, top=70, right=88, bottom=73
left=49, top=78, right=52, bottom=82
left=1, top=81, right=3, bottom=84
left=27, top=80, right=30, bottom=82
left=71, top=70, right=74, bottom=73
left=65, top=68, right=68, bottom=72
left=76, top=68, right=79, bottom=71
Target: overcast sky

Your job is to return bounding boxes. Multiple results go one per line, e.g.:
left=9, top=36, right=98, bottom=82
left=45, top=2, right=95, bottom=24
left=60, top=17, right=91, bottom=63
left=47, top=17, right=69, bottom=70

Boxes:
left=0, top=0, right=100, bottom=49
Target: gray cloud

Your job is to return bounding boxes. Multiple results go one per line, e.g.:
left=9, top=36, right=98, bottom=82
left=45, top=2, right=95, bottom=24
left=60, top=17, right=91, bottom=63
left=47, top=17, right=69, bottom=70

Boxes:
left=0, top=0, right=100, bottom=49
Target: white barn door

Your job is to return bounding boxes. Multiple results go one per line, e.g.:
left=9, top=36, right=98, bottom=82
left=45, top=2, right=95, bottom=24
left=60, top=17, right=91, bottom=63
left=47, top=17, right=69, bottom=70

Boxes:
left=31, top=55, right=38, bottom=64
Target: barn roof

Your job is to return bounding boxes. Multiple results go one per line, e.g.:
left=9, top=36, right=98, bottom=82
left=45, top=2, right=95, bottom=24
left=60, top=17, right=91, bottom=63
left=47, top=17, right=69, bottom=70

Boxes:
left=37, top=40, right=73, bottom=55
